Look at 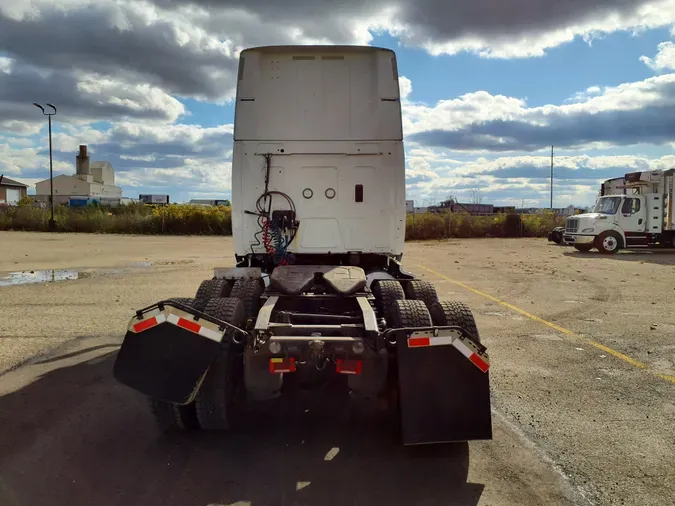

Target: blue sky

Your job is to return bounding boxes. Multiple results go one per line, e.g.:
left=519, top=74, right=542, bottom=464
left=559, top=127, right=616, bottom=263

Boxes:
left=2, top=0, right=675, bottom=208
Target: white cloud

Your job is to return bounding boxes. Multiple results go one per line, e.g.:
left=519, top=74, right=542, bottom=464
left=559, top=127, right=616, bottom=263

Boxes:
left=404, top=151, right=675, bottom=207
left=399, top=76, right=412, bottom=101
left=0, top=120, right=235, bottom=200
left=2, top=0, right=675, bottom=132
left=392, top=0, right=675, bottom=59
left=641, top=40, right=675, bottom=71
left=406, top=74, right=675, bottom=152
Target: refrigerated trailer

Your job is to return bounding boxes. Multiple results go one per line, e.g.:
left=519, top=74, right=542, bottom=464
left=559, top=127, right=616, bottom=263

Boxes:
left=113, top=45, right=492, bottom=445
left=563, top=169, right=675, bottom=253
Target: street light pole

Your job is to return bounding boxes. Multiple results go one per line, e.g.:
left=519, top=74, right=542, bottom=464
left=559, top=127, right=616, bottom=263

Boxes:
left=33, top=103, right=57, bottom=231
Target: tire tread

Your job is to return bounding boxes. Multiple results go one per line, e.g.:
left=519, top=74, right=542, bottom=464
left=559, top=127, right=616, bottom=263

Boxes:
left=429, top=300, right=480, bottom=342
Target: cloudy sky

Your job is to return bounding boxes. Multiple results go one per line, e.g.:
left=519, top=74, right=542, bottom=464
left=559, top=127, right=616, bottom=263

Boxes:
left=2, top=0, right=675, bottom=207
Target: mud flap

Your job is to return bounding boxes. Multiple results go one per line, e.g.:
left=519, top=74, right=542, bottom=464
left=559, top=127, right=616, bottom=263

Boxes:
left=396, top=337, right=492, bottom=445
left=113, top=319, right=221, bottom=405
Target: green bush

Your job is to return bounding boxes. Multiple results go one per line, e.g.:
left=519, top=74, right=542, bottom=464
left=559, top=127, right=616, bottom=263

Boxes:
left=1, top=204, right=562, bottom=239
left=0, top=204, right=232, bottom=235
left=406, top=211, right=564, bottom=240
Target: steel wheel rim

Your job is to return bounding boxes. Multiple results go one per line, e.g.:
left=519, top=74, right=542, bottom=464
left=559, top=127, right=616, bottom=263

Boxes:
left=603, top=236, right=618, bottom=251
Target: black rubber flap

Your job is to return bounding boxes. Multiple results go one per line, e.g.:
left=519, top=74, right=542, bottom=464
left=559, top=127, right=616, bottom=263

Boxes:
left=396, top=337, right=492, bottom=445
left=113, top=322, right=220, bottom=405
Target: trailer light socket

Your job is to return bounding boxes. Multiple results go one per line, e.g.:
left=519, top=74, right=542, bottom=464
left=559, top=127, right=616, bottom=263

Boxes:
left=352, top=341, right=365, bottom=355
left=268, top=341, right=282, bottom=354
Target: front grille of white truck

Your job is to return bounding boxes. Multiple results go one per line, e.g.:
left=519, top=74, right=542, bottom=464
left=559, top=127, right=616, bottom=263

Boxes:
left=565, top=218, right=579, bottom=233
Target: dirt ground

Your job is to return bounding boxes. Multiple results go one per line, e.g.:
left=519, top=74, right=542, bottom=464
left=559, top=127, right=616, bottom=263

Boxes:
left=1, top=231, right=674, bottom=506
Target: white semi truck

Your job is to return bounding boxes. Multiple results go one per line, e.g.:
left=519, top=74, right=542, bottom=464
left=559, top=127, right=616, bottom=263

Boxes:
left=113, top=45, right=492, bottom=446
left=563, top=169, right=675, bottom=253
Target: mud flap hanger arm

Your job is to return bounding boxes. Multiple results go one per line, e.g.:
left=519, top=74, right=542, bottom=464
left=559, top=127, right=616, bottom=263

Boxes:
left=134, top=300, right=250, bottom=339
left=380, top=325, right=487, bottom=353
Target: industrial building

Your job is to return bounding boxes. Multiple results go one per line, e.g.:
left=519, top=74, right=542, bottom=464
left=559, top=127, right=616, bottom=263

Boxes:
left=35, top=145, right=122, bottom=205
left=0, top=176, right=28, bottom=205
left=188, top=199, right=230, bottom=206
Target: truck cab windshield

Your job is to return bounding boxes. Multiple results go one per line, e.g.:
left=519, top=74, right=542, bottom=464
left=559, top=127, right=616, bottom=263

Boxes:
left=593, top=196, right=621, bottom=215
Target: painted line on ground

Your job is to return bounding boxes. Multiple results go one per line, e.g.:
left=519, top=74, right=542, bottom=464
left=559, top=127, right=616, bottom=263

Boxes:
left=416, top=264, right=675, bottom=385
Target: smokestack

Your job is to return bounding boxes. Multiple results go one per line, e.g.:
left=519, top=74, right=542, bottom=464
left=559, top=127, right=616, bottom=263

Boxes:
left=76, top=144, right=90, bottom=176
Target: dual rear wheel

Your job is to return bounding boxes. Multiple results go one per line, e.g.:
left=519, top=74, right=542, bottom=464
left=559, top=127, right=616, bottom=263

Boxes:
left=152, top=277, right=480, bottom=432
left=150, top=279, right=262, bottom=433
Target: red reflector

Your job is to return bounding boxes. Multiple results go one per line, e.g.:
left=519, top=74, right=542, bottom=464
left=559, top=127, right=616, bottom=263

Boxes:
left=470, top=353, right=490, bottom=373
left=133, top=317, right=158, bottom=333
left=269, top=357, right=296, bottom=373
left=336, top=359, right=362, bottom=375
left=408, top=337, right=430, bottom=347
left=177, top=317, right=201, bottom=334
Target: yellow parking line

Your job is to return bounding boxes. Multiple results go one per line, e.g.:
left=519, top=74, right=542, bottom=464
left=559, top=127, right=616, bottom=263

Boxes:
left=416, top=264, right=675, bottom=385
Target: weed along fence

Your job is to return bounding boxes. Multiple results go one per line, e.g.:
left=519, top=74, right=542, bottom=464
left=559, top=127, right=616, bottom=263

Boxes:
left=0, top=202, right=233, bottom=235
left=1, top=203, right=562, bottom=239
left=406, top=212, right=564, bottom=240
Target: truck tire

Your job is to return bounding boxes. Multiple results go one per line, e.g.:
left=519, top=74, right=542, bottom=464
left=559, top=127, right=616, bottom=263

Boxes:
left=574, top=244, right=593, bottom=252
left=386, top=300, right=432, bottom=418
left=429, top=301, right=480, bottom=343
left=372, top=280, right=405, bottom=324
left=230, top=278, right=265, bottom=319
left=194, top=297, right=246, bottom=430
left=390, top=299, right=433, bottom=332
left=595, top=231, right=622, bottom=254
left=149, top=397, right=199, bottom=432
left=195, top=279, right=232, bottom=301
left=548, top=228, right=563, bottom=244
left=403, top=280, right=438, bottom=310
left=167, top=296, right=207, bottom=312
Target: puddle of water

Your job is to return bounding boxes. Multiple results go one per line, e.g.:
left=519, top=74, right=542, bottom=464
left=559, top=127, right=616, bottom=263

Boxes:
left=0, top=269, right=80, bottom=286
left=0, top=262, right=153, bottom=287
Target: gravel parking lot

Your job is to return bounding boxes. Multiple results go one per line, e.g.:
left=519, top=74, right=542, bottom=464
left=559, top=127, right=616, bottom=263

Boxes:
left=1, top=231, right=674, bottom=506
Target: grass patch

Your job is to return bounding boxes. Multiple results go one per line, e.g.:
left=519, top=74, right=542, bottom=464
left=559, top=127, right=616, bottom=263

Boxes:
left=406, top=211, right=564, bottom=240
left=0, top=203, right=232, bottom=235
left=1, top=204, right=562, bottom=239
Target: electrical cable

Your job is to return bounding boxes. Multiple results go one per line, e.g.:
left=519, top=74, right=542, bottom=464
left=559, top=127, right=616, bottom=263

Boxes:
left=250, top=154, right=298, bottom=264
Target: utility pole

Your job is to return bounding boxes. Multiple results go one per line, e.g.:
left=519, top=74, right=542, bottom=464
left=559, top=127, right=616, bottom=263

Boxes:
left=550, top=145, right=554, bottom=210
left=33, top=102, right=57, bottom=231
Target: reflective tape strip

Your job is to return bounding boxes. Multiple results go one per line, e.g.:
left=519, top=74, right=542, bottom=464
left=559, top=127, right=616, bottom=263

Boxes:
left=408, top=335, right=454, bottom=347
left=469, top=353, right=490, bottom=373
left=408, top=336, right=430, bottom=347
left=198, top=326, right=223, bottom=342
left=452, top=338, right=473, bottom=359
left=177, top=317, right=201, bottom=334
left=453, top=338, right=490, bottom=372
left=407, top=333, right=490, bottom=373
left=166, top=313, right=223, bottom=343
left=132, top=313, right=166, bottom=333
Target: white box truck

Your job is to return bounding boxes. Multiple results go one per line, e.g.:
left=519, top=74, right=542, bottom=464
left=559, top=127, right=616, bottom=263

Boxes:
left=563, top=169, right=675, bottom=253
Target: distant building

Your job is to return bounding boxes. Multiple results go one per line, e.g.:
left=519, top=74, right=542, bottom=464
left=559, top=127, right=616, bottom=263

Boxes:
left=139, top=194, right=170, bottom=205
left=189, top=199, right=231, bottom=206
left=0, top=176, right=28, bottom=205
left=35, top=145, right=122, bottom=205
left=429, top=200, right=495, bottom=215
